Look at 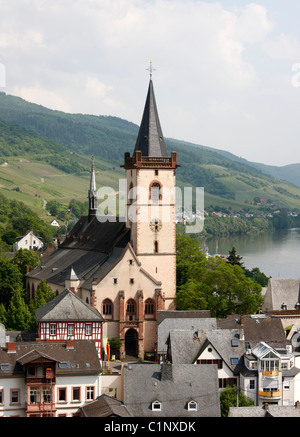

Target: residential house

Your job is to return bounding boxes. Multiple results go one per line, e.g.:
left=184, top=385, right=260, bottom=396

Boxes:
left=0, top=338, right=101, bottom=417
left=13, top=230, right=43, bottom=251
left=217, top=313, right=288, bottom=350
left=156, top=311, right=216, bottom=362
left=35, top=288, right=105, bottom=360
left=238, top=341, right=300, bottom=407
left=262, top=278, right=300, bottom=329
left=123, top=363, right=221, bottom=417
left=166, top=327, right=245, bottom=390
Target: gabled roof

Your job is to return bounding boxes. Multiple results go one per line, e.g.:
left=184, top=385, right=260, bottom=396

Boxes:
left=217, top=314, right=287, bottom=349
left=80, top=394, right=131, bottom=417
left=157, top=316, right=216, bottom=356
left=134, top=78, right=168, bottom=157
left=263, top=278, right=300, bottom=311
left=0, top=340, right=101, bottom=377
left=35, top=288, right=104, bottom=322
left=123, top=363, right=220, bottom=417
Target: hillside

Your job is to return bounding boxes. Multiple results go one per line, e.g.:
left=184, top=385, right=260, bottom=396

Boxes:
left=1, top=92, right=300, bottom=215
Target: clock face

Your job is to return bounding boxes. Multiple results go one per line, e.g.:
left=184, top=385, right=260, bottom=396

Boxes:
left=150, top=218, right=162, bottom=232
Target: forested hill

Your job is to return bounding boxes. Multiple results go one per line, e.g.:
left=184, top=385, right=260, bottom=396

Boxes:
left=1, top=91, right=300, bottom=210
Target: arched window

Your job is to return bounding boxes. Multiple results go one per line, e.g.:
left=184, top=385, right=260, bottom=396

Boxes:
left=102, top=299, right=113, bottom=317
left=145, top=298, right=155, bottom=316
left=150, top=181, right=162, bottom=200
left=126, top=299, right=136, bottom=321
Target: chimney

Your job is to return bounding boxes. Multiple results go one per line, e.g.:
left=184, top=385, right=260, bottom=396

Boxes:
left=7, top=342, right=16, bottom=353
left=66, top=340, right=74, bottom=349
left=240, top=316, right=244, bottom=326
left=264, top=403, right=269, bottom=410
left=295, top=401, right=300, bottom=409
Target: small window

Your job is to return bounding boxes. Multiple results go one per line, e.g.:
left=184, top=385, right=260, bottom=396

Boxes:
left=58, top=387, right=67, bottom=402
left=50, top=324, right=56, bottom=336
left=188, top=401, right=198, bottom=411
left=68, top=324, right=74, bottom=337
left=150, top=182, right=162, bottom=200
left=130, top=278, right=134, bottom=284
left=154, top=241, right=158, bottom=253
left=231, top=358, right=239, bottom=365
left=85, top=324, right=92, bottom=336
left=1, top=364, right=10, bottom=371
left=152, top=400, right=161, bottom=411
left=11, top=390, right=19, bottom=404
left=231, top=339, right=239, bottom=347
left=113, top=278, right=118, bottom=284
left=129, top=260, right=133, bottom=265
left=86, top=386, right=95, bottom=401
left=249, top=379, right=255, bottom=390
left=72, top=387, right=81, bottom=402
left=155, top=170, right=159, bottom=176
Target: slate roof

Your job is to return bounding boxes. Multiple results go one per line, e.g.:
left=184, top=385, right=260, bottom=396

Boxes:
left=217, top=314, right=287, bottom=349
left=157, top=310, right=211, bottom=326
left=229, top=404, right=300, bottom=417
left=35, top=288, right=104, bottom=322
left=123, top=363, right=220, bottom=417
left=134, top=78, right=168, bottom=157
left=157, top=317, right=217, bottom=356
left=262, top=278, right=300, bottom=311
left=0, top=340, right=101, bottom=377
left=80, top=394, right=131, bottom=417
left=26, top=215, right=131, bottom=290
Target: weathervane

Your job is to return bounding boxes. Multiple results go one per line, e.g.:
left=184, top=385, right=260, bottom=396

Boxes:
left=147, top=60, right=156, bottom=78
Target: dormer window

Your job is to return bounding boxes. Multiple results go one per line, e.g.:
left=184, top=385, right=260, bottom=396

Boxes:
left=152, top=400, right=162, bottom=411
left=188, top=400, right=198, bottom=411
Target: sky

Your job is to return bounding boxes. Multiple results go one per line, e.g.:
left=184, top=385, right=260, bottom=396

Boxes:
left=0, top=0, right=300, bottom=167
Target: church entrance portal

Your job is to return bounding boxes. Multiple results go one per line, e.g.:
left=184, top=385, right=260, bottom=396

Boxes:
left=125, top=328, right=138, bottom=358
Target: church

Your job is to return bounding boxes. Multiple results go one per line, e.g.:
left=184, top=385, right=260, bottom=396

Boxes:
left=26, top=76, right=180, bottom=360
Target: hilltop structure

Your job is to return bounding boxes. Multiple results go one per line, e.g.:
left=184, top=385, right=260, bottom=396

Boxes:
left=26, top=77, right=179, bottom=360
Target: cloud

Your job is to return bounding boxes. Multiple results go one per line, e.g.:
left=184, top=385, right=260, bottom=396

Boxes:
left=263, top=33, right=300, bottom=61
left=0, top=0, right=299, bottom=165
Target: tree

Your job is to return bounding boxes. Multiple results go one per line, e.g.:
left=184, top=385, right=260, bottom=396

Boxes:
left=227, top=246, right=243, bottom=268
left=6, top=287, right=34, bottom=331
left=108, top=337, right=122, bottom=359
left=0, top=256, right=24, bottom=308
left=32, top=279, right=55, bottom=309
left=176, top=235, right=263, bottom=317
left=220, top=385, right=254, bottom=417
left=12, top=248, right=40, bottom=284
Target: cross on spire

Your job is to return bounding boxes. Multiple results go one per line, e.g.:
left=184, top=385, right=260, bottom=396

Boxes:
left=146, top=60, right=156, bottom=78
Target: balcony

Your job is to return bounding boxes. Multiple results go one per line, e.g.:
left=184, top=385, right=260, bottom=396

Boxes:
left=262, top=370, right=279, bottom=378
left=26, top=402, right=56, bottom=414
left=259, top=390, right=282, bottom=399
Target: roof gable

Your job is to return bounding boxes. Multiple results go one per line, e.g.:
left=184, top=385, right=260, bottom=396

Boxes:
left=35, top=288, right=104, bottom=322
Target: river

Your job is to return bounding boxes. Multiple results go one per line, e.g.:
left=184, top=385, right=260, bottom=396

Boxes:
left=201, top=228, right=300, bottom=279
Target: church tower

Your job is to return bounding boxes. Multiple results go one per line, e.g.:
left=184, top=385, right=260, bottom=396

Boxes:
left=123, top=75, right=179, bottom=310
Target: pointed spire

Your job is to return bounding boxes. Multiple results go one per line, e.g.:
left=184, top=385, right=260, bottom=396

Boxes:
left=88, top=156, right=97, bottom=217
left=134, top=77, right=168, bottom=157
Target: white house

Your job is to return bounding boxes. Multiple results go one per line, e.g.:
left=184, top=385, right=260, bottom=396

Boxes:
left=0, top=336, right=101, bottom=417
left=239, top=341, right=300, bottom=407
left=13, top=230, right=43, bottom=252
left=50, top=220, right=60, bottom=227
